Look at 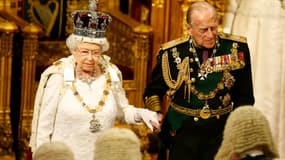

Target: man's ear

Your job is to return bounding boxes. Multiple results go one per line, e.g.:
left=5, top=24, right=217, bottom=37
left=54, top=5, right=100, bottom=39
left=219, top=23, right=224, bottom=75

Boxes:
left=186, top=23, right=192, bottom=36
left=186, top=23, right=190, bottom=30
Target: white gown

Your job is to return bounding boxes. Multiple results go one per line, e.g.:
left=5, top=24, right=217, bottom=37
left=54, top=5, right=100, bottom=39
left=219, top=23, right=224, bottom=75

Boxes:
left=37, top=75, right=119, bottom=160
left=223, top=0, right=285, bottom=158
left=29, top=56, right=156, bottom=160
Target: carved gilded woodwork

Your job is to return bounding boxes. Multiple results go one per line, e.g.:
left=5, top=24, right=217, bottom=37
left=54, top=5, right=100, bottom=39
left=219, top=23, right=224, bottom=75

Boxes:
left=105, top=12, right=136, bottom=72
left=18, top=24, right=41, bottom=159
left=152, top=0, right=164, bottom=8
left=36, top=41, right=70, bottom=74
left=0, top=0, right=19, bottom=15
left=0, top=20, right=18, bottom=157
left=133, top=24, right=153, bottom=106
left=1, top=10, right=41, bottom=159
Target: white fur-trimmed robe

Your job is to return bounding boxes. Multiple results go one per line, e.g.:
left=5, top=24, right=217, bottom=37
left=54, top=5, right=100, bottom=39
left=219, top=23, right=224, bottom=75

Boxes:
left=29, top=55, right=144, bottom=160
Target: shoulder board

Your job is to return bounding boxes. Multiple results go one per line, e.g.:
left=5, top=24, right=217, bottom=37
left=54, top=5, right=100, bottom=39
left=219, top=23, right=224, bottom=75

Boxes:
left=219, top=32, right=247, bottom=43
left=161, top=35, right=189, bottom=50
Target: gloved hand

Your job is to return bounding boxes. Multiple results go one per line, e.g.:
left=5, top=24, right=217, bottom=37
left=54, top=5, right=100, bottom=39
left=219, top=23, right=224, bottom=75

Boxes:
left=135, top=108, right=160, bottom=132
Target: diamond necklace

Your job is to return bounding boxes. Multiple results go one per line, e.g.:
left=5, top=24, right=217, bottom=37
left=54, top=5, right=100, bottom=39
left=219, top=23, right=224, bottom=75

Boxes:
left=70, top=72, right=111, bottom=133
left=189, top=37, right=220, bottom=80
left=76, top=66, right=97, bottom=86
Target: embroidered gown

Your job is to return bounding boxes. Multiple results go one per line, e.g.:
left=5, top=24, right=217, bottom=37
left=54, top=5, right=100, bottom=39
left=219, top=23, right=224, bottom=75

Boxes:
left=30, top=56, right=143, bottom=160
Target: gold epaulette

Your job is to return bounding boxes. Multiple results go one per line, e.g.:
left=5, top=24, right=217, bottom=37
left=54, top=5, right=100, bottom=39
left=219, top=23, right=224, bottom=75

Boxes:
left=161, top=35, right=189, bottom=50
left=144, top=95, right=161, bottom=112
left=219, top=32, right=247, bottom=43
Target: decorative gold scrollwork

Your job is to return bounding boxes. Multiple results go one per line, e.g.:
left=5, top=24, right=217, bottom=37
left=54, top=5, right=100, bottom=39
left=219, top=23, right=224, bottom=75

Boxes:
left=152, top=0, right=164, bottom=8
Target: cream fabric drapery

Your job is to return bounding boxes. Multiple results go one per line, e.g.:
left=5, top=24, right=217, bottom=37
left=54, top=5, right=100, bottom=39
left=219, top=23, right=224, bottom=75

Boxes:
left=223, top=0, right=285, bottom=158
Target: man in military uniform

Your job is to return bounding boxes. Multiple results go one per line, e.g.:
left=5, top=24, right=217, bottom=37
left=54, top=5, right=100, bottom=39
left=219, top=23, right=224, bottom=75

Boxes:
left=143, top=2, right=255, bottom=160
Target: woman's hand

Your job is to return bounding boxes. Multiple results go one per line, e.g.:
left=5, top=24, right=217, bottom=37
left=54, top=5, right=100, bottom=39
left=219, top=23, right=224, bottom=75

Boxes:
left=135, top=108, right=161, bottom=132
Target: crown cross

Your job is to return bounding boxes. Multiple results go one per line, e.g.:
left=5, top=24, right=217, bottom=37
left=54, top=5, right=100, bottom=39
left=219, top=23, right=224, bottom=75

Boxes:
left=89, top=0, right=99, bottom=11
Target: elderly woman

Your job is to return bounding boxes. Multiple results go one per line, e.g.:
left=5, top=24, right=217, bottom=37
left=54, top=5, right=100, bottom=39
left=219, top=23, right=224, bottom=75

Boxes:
left=29, top=1, right=159, bottom=160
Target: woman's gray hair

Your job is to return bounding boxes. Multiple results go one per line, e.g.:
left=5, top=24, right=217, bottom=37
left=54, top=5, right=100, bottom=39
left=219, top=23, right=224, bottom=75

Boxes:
left=66, top=34, right=110, bottom=54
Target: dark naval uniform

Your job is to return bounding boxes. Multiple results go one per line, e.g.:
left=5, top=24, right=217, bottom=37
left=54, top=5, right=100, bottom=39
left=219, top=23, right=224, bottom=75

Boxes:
left=143, top=33, right=255, bottom=160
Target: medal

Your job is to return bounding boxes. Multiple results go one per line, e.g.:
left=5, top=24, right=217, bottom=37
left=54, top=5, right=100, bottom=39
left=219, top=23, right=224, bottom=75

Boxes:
left=198, top=64, right=207, bottom=80
left=89, top=113, right=101, bottom=133
left=200, top=102, right=211, bottom=119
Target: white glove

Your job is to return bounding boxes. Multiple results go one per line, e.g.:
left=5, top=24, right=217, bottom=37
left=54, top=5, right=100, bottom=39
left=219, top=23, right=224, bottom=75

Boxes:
left=135, top=108, right=160, bottom=132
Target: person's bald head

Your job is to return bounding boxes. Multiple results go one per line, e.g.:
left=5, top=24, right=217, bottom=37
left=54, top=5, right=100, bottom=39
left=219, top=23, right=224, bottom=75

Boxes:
left=186, top=1, right=218, bottom=26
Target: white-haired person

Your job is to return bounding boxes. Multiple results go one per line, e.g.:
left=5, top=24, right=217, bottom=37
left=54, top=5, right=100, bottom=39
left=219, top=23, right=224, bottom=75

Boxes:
left=94, top=127, right=142, bottom=160
left=33, top=141, right=74, bottom=160
left=215, top=106, right=279, bottom=160
left=28, top=1, right=160, bottom=160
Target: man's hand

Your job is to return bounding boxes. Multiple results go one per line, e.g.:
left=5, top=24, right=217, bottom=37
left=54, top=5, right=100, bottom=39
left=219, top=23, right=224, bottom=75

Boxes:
left=152, top=112, right=164, bottom=134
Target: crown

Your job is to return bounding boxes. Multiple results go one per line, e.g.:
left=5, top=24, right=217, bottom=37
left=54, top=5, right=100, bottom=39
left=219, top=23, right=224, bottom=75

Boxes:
left=71, top=0, right=112, bottom=38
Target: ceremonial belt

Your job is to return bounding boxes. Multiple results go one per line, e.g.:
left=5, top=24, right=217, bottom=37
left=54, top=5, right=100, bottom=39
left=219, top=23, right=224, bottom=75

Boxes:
left=171, top=102, right=233, bottom=119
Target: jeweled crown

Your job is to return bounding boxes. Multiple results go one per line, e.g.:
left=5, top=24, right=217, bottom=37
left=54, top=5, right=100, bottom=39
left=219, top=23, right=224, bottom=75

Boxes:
left=71, top=0, right=112, bottom=38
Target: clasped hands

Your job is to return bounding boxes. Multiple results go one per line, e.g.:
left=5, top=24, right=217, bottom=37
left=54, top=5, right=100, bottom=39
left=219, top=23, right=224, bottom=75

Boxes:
left=136, top=108, right=163, bottom=133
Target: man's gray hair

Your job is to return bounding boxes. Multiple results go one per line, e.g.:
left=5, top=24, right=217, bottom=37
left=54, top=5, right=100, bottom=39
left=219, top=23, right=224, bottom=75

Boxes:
left=186, top=1, right=218, bottom=25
